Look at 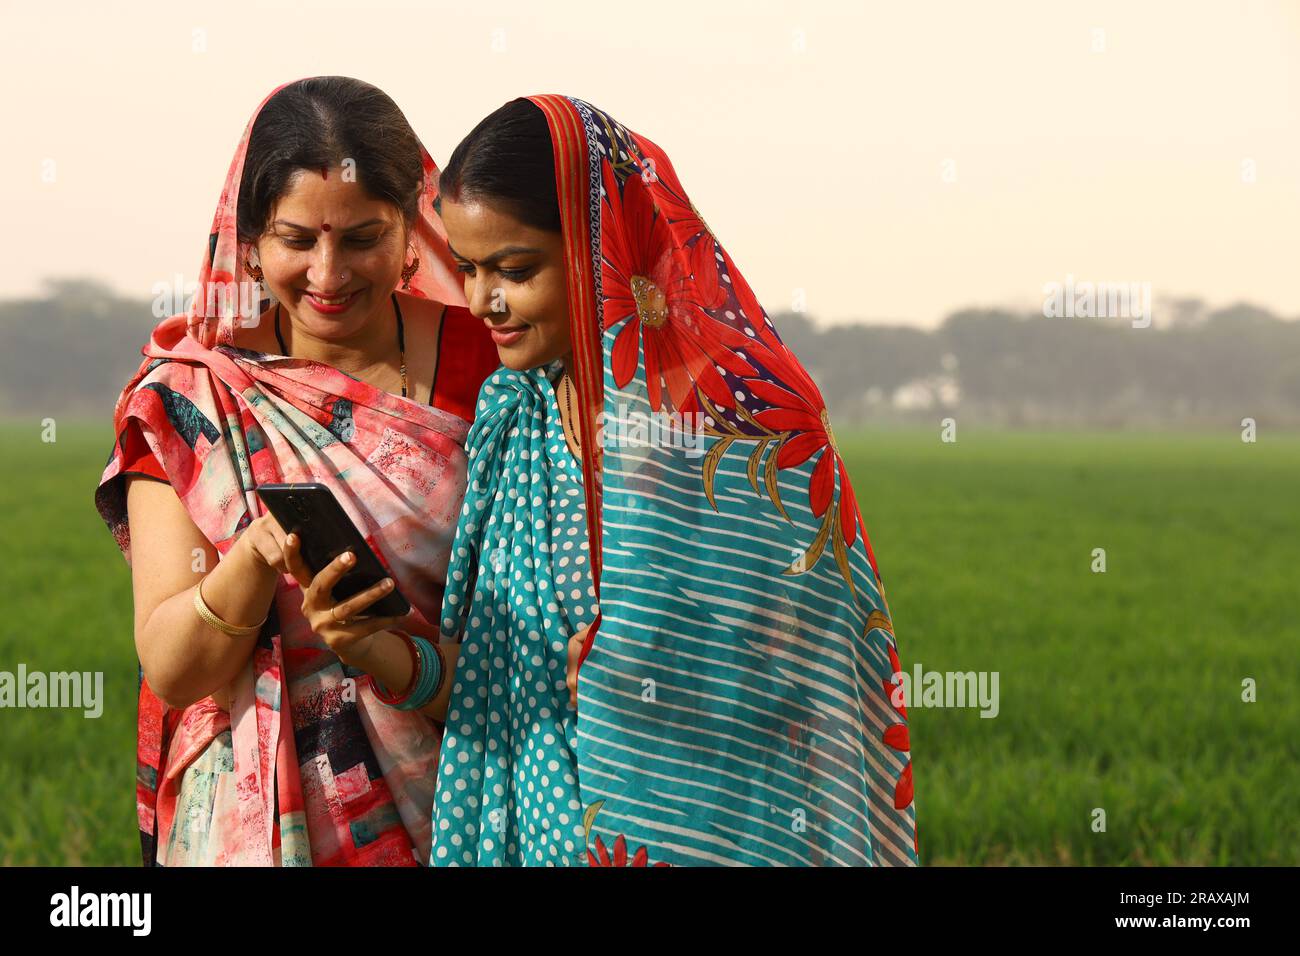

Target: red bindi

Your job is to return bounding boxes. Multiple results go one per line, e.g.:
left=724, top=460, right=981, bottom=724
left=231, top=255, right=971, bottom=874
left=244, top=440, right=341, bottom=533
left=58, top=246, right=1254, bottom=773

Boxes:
left=320, top=166, right=328, bottom=180
left=321, top=223, right=331, bottom=232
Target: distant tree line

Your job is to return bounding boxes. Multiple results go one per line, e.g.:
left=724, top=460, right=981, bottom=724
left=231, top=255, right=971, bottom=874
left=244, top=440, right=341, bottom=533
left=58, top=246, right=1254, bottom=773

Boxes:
left=3, top=279, right=1298, bottom=427
left=778, top=300, right=1300, bottom=427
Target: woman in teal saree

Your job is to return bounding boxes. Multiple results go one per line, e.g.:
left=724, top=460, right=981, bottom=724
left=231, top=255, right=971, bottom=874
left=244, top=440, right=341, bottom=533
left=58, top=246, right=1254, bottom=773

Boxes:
left=430, top=95, right=919, bottom=866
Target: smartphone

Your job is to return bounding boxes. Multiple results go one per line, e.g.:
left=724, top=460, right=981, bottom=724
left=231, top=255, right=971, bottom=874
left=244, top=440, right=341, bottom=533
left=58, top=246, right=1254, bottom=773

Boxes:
left=255, top=482, right=411, bottom=619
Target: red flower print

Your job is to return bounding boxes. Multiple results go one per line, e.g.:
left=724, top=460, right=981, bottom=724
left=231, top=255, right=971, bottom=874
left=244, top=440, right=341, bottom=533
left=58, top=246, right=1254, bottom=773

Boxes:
left=882, top=641, right=907, bottom=720
left=722, top=244, right=866, bottom=545
left=881, top=641, right=914, bottom=811
left=586, top=833, right=670, bottom=867
left=602, top=165, right=757, bottom=413
left=894, top=762, right=914, bottom=811
left=632, top=133, right=711, bottom=248
left=883, top=723, right=910, bottom=751
left=748, top=372, right=864, bottom=547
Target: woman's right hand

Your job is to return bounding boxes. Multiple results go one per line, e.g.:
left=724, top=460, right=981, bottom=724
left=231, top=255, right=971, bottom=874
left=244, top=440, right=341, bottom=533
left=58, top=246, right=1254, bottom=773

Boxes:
left=237, top=513, right=297, bottom=575
left=205, top=514, right=296, bottom=712
left=126, top=476, right=282, bottom=711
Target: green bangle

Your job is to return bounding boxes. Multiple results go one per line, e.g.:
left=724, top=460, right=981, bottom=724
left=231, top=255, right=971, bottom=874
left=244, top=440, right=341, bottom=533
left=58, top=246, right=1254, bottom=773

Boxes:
left=371, top=634, right=444, bottom=710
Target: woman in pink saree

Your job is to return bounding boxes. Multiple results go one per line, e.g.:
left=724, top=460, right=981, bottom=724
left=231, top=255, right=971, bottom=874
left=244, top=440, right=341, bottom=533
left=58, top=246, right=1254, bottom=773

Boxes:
left=94, top=77, right=498, bottom=866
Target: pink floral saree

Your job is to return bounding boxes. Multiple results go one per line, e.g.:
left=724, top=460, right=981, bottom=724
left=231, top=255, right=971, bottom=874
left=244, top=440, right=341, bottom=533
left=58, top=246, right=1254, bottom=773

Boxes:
left=94, top=79, right=496, bottom=866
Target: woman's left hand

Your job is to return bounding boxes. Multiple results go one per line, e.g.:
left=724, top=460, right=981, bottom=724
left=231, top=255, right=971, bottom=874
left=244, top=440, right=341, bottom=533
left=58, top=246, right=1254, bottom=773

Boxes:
left=567, top=622, right=593, bottom=710
left=286, top=540, right=410, bottom=668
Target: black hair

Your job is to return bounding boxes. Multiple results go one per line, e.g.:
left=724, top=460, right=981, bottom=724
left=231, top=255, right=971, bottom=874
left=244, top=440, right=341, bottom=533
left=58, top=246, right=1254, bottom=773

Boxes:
left=436, top=98, right=561, bottom=233
left=236, top=76, right=424, bottom=244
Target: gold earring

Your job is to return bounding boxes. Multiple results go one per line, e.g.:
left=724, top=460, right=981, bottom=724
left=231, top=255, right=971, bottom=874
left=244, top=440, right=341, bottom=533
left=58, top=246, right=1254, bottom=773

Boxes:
left=243, top=258, right=263, bottom=282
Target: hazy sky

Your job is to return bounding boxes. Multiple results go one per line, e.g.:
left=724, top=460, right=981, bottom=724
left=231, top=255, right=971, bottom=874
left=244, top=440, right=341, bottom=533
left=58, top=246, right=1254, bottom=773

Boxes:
left=2, top=0, right=1297, bottom=328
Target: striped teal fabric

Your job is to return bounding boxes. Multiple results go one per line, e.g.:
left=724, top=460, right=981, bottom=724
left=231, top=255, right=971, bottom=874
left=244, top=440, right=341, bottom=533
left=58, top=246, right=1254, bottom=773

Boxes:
left=577, top=351, right=918, bottom=866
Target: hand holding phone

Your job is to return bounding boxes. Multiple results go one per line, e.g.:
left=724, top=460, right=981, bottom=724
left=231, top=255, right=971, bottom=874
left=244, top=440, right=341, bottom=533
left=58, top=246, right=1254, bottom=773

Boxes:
left=262, top=529, right=410, bottom=674
left=255, top=482, right=411, bottom=619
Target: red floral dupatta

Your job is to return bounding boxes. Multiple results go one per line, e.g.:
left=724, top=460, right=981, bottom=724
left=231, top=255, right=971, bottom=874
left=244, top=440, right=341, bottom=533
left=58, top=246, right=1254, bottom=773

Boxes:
left=95, top=79, right=483, bottom=865
left=528, top=95, right=920, bottom=866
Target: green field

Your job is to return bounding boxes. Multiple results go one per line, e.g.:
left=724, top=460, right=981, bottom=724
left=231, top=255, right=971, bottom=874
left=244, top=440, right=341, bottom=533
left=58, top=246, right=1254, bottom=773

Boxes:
left=1, top=421, right=1296, bottom=866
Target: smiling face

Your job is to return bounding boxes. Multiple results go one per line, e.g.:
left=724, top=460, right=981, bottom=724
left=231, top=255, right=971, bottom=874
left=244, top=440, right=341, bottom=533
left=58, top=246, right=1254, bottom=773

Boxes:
left=253, top=165, right=408, bottom=341
left=438, top=196, right=570, bottom=370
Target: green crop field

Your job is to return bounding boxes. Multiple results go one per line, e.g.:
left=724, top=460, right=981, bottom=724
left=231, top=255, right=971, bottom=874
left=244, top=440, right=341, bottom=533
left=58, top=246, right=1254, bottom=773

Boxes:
left=1, top=421, right=1296, bottom=866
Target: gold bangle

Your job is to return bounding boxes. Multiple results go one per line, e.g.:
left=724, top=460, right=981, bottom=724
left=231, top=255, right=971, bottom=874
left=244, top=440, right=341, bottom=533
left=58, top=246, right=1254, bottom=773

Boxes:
left=193, top=577, right=266, bottom=637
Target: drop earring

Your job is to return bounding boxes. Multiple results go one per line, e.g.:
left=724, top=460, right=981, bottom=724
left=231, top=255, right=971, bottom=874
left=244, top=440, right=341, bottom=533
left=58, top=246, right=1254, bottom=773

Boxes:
left=400, top=247, right=420, bottom=290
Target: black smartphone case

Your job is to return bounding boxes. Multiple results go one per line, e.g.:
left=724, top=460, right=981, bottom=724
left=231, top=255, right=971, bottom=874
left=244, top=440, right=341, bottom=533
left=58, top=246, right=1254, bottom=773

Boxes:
left=254, top=482, right=411, bottom=618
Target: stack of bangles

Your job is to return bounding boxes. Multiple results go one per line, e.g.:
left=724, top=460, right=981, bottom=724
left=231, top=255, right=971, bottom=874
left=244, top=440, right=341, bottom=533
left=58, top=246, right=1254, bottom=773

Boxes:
left=369, top=631, right=446, bottom=711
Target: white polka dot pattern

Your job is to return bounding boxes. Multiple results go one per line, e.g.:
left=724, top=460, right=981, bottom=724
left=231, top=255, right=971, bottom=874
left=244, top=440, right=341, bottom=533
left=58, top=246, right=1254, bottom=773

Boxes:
left=430, top=361, right=596, bottom=866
